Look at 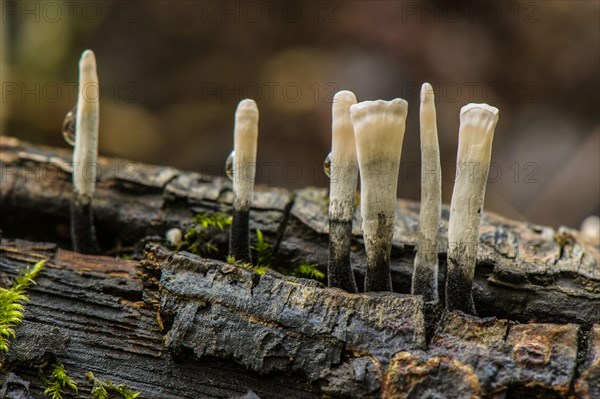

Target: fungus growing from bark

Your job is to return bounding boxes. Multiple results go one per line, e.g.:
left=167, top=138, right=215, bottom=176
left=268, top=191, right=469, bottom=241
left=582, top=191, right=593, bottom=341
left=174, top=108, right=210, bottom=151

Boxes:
left=228, top=99, right=259, bottom=263
left=70, top=49, right=100, bottom=254
left=412, top=83, right=442, bottom=302
left=351, top=98, right=409, bottom=292
left=327, top=90, right=359, bottom=293
left=446, top=103, right=499, bottom=314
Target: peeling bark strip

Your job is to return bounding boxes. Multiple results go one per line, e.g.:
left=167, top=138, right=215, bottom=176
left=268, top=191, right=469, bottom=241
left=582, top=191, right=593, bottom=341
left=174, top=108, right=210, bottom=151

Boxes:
left=1, top=136, right=599, bottom=328
left=148, top=244, right=426, bottom=380
left=1, top=240, right=598, bottom=398
left=151, top=245, right=599, bottom=398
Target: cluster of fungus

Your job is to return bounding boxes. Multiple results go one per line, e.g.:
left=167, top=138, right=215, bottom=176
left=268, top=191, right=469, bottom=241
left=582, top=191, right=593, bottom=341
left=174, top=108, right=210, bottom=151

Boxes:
left=65, top=49, right=498, bottom=315
left=221, top=88, right=497, bottom=314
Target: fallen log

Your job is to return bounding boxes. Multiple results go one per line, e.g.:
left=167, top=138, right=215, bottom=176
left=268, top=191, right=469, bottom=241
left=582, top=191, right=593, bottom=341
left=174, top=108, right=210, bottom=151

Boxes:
left=1, top=137, right=598, bottom=326
left=0, top=137, right=599, bottom=398
left=0, top=240, right=598, bottom=398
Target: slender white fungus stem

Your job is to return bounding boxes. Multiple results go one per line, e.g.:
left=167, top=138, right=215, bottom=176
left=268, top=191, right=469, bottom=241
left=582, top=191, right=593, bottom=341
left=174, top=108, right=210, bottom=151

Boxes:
left=229, top=99, right=259, bottom=262
left=73, top=49, right=99, bottom=201
left=351, top=98, right=409, bottom=292
left=412, top=83, right=441, bottom=302
left=446, top=103, right=499, bottom=314
left=328, top=90, right=359, bottom=292
left=71, top=49, right=100, bottom=254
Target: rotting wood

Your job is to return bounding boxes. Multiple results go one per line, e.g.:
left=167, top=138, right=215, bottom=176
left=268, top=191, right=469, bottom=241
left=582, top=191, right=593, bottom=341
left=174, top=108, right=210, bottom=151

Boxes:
left=1, top=136, right=598, bottom=326
left=1, top=136, right=600, bottom=398
left=0, top=239, right=598, bottom=398
left=0, top=239, right=321, bottom=399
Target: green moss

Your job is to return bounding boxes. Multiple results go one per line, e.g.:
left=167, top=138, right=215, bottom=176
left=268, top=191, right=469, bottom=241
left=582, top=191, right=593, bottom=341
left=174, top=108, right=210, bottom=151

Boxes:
left=252, top=228, right=273, bottom=268
left=89, top=378, right=109, bottom=399
left=193, top=212, right=233, bottom=230
left=179, top=212, right=232, bottom=256
left=86, top=372, right=141, bottom=399
left=0, top=259, right=45, bottom=352
left=225, top=255, right=235, bottom=263
left=180, top=216, right=325, bottom=283
left=291, top=262, right=325, bottom=281
left=223, top=229, right=273, bottom=276
left=226, top=255, right=268, bottom=275
left=40, top=361, right=78, bottom=399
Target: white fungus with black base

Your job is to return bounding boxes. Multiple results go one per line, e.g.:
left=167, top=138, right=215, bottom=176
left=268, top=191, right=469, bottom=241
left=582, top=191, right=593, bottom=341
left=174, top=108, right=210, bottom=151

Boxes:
left=351, top=98, right=408, bottom=292
left=71, top=49, right=100, bottom=254
left=229, top=99, right=259, bottom=263
left=327, top=90, right=359, bottom=292
left=412, top=83, right=442, bottom=302
left=445, top=103, right=499, bottom=314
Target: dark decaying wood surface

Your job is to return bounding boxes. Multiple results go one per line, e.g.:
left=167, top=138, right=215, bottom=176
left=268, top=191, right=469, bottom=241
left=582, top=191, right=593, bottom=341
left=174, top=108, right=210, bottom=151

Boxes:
left=0, top=136, right=599, bottom=398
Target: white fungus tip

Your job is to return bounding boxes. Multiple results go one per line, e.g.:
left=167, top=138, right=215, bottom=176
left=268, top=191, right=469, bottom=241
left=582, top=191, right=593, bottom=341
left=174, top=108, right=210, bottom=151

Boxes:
left=235, top=99, right=259, bottom=124
left=461, top=103, right=499, bottom=119
left=459, top=103, right=499, bottom=134
left=333, top=90, right=357, bottom=106
left=233, top=99, right=259, bottom=209
left=461, top=102, right=499, bottom=115
left=420, top=83, right=434, bottom=103
left=79, top=50, right=96, bottom=70
left=237, top=98, right=257, bottom=109
left=350, top=98, right=408, bottom=122
left=332, top=90, right=357, bottom=127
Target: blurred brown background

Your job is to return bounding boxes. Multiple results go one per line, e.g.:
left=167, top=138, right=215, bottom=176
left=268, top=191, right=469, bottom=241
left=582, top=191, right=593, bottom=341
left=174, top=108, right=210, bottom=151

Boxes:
left=1, top=0, right=598, bottom=229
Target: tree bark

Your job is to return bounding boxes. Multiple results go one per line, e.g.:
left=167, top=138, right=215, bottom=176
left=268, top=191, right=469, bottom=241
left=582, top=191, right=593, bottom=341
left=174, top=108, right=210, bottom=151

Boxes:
left=0, top=136, right=599, bottom=398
